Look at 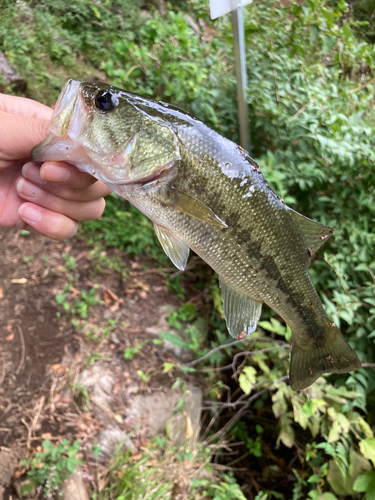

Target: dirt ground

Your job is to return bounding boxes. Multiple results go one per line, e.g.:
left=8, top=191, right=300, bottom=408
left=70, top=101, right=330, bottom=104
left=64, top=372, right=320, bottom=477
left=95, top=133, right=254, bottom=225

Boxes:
left=0, top=226, right=200, bottom=498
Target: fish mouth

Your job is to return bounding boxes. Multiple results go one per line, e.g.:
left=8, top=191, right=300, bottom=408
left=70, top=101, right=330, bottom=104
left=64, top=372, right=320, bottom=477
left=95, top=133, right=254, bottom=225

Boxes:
left=32, top=78, right=88, bottom=162
left=50, top=78, right=82, bottom=137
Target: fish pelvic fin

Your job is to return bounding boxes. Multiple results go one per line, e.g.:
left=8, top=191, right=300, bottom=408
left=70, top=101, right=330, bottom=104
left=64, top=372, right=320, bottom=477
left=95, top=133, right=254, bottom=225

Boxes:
left=219, top=278, right=262, bottom=339
left=289, top=324, right=361, bottom=391
left=154, top=224, right=189, bottom=271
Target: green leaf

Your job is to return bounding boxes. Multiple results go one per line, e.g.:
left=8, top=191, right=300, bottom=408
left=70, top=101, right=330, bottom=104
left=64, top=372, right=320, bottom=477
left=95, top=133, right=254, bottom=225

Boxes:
left=342, top=23, right=352, bottom=44
left=353, top=471, right=375, bottom=496
left=239, top=366, right=257, bottom=395
left=307, top=474, right=320, bottom=483
left=137, top=370, right=149, bottom=382
left=321, top=35, right=337, bottom=54
left=310, top=25, right=319, bottom=45
left=360, top=438, right=375, bottom=467
left=66, top=458, right=77, bottom=473
left=159, top=332, right=189, bottom=348
left=162, top=362, right=176, bottom=373
left=180, top=366, right=196, bottom=373
left=322, top=9, right=335, bottom=27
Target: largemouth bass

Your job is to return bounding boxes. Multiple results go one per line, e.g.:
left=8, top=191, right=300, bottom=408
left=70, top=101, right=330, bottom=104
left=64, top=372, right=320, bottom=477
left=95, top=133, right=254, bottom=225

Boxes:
left=32, top=79, right=361, bottom=390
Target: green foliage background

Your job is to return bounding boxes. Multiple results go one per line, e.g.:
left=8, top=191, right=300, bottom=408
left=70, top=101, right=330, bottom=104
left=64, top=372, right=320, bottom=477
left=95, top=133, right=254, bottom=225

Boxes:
left=1, top=0, right=375, bottom=498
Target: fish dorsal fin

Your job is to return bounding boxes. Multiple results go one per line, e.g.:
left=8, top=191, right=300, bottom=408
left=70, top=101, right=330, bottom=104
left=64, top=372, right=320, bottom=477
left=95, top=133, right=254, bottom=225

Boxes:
left=154, top=224, right=189, bottom=271
left=219, top=278, right=262, bottom=339
left=167, top=187, right=227, bottom=228
left=289, top=209, right=334, bottom=256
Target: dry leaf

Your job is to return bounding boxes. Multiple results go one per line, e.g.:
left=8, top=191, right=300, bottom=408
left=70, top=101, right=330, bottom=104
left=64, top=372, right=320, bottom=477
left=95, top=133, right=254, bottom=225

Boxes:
left=184, top=412, right=194, bottom=439
left=11, top=278, right=27, bottom=284
left=41, top=432, right=53, bottom=440
left=0, top=288, right=3, bottom=300
left=49, top=364, right=68, bottom=375
left=6, top=333, right=14, bottom=341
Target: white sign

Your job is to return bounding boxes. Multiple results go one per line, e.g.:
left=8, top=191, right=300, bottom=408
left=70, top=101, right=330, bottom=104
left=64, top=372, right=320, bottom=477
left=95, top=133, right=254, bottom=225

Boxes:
left=209, top=0, right=253, bottom=19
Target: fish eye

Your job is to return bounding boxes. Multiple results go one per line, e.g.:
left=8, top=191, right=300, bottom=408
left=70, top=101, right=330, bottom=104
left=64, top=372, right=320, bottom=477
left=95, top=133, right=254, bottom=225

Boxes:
left=94, top=90, right=116, bottom=112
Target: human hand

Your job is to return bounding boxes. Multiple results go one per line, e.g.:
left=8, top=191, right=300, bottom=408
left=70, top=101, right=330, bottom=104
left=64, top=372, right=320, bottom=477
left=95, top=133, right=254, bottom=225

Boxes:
left=0, top=93, right=112, bottom=239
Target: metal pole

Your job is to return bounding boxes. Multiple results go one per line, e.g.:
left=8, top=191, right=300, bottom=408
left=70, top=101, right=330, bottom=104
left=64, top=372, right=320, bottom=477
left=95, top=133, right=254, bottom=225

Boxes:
left=231, top=0, right=250, bottom=152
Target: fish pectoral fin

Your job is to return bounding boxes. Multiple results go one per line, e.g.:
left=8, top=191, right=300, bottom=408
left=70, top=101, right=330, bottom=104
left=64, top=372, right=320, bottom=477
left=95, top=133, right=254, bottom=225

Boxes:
left=154, top=224, right=189, bottom=271
left=219, top=278, right=262, bottom=339
left=166, top=187, right=227, bottom=228
left=289, top=324, right=361, bottom=391
left=289, top=209, right=334, bottom=258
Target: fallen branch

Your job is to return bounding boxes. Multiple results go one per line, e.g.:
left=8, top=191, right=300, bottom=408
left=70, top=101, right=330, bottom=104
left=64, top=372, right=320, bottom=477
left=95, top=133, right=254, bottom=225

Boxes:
left=15, top=325, right=25, bottom=375
left=346, top=77, right=375, bottom=95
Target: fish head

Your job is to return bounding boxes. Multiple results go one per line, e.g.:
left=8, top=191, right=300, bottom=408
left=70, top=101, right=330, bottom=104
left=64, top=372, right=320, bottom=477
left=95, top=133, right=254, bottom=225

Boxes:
left=32, top=79, right=180, bottom=186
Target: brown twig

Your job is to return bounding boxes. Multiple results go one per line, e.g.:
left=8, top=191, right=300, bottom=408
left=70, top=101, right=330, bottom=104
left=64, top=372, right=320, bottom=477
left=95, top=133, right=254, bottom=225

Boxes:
left=15, top=325, right=25, bottom=375
left=231, top=346, right=290, bottom=378
left=184, top=339, right=245, bottom=367
left=0, top=362, right=6, bottom=387
left=292, top=103, right=311, bottom=119
left=346, top=77, right=375, bottom=95
left=362, top=363, right=375, bottom=369
left=187, top=338, right=289, bottom=370
left=26, top=396, right=45, bottom=449
left=208, top=375, right=289, bottom=443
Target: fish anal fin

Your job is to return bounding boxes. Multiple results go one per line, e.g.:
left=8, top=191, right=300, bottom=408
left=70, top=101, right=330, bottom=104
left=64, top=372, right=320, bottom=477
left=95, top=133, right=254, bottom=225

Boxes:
left=289, top=324, right=361, bottom=391
left=154, top=224, right=189, bottom=271
left=219, top=278, right=262, bottom=339
left=167, top=186, right=227, bottom=229
left=289, top=209, right=334, bottom=257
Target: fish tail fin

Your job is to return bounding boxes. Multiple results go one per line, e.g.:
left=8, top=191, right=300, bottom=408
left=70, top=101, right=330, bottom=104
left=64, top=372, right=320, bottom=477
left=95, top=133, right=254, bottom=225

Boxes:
left=289, top=324, right=361, bottom=391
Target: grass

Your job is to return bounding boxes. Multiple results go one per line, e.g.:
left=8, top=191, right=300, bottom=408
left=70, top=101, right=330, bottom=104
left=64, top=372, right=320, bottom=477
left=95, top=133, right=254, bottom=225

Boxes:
left=93, top=436, right=247, bottom=500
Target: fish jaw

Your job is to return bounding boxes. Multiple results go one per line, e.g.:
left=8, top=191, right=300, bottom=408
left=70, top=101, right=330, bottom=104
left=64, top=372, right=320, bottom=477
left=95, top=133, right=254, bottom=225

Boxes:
left=49, top=78, right=82, bottom=137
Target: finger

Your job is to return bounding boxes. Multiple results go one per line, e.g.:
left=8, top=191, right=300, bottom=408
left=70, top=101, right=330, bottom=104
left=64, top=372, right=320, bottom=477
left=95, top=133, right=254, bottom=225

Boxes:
left=40, top=161, right=99, bottom=188
left=16, top=177, right=106, bottom=221
left=0, top=112, right=50, bottom=168
left=0, top=94, right=52, bottom=120
left=22, top=163, right=112, bottom=201
left=18, top=202, right=78, bottom=240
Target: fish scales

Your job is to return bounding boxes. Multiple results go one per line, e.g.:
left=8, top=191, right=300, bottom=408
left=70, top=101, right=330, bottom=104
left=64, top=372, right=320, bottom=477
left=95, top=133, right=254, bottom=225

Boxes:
left=32, top=79, right=361, bottom=390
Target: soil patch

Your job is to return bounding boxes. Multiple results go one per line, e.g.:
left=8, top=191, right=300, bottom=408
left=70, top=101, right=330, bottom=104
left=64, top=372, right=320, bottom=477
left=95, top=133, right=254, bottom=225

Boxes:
left=0, top=227, right=203, bottom=499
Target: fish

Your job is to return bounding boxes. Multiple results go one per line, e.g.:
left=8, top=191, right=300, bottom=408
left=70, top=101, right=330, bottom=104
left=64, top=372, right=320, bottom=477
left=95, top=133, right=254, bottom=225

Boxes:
left=32, top=79, right=361, bottom=390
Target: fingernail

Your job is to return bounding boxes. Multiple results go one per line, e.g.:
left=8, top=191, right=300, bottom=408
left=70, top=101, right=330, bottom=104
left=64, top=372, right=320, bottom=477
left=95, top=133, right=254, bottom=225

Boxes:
left=17, top=178, right=42, bottom=200
left=41, top=163, right=71, bottom=182
left=22, top=162, right=47, bottom=185
left=18, top=205, right=42, bottom=223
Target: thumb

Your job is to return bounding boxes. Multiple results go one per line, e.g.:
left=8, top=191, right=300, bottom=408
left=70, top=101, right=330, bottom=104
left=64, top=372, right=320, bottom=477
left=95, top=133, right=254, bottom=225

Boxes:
left=0, top=111, right=50, bottom=170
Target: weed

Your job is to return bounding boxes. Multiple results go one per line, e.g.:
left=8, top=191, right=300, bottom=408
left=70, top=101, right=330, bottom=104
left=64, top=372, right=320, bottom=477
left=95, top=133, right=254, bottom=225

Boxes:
left=92, top=437, right=246, bottom=500
left=20, top=439, right=82, bottom=497
left=55, top=286, right=101, bottom=319
left=62, top=252, right=77, bottom=271
left=71, top=382, right=90, bottom=411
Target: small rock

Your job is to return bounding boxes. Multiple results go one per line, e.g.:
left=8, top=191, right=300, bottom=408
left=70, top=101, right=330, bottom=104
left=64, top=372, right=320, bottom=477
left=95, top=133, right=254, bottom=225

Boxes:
left=62, top=469, right=89, bottom=500
left=169, top=384, right=202, bottom=447
left=0, top=51, right=26, bottom=92
left=125, top=384, right=202, bottom=444
left=79, top=364, right=115, bottom=425
left=97, top=427, right=132, bottom=459
left=0, top=448, right=23, bottom=500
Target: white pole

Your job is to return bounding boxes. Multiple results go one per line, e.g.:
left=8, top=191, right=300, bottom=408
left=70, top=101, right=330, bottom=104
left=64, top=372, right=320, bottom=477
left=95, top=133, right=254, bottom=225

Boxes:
left=231, top=0, right=250, bottom=152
